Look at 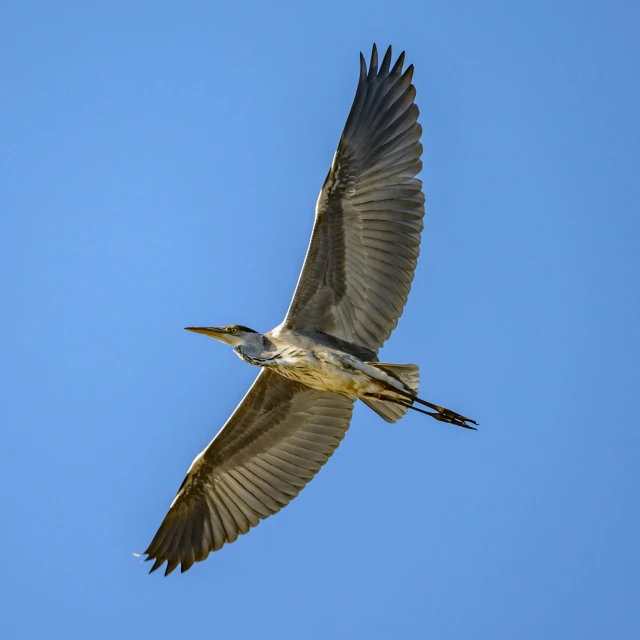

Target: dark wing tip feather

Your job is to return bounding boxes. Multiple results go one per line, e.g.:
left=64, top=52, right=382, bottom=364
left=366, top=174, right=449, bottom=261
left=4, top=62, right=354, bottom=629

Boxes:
left=164, top=558, right=179, bottom=576
left=402, top=63, right=415, bottom=84
left=379, top=46, right=392, bottom=75
left=148, top=556, right=164, bottom=574
left=368, top=44, right=379, bottom=77
left=391, top=51, right=406, bottom=75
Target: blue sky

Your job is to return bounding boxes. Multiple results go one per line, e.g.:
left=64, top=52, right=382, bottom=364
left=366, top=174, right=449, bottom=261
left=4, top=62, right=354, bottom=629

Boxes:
left=1, top=1, right=639, bottom=638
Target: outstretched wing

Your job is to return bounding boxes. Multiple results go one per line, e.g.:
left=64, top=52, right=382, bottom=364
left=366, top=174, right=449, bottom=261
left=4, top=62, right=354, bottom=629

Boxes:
left=284, top=44, right=425, bottom=353
left=144, top=370, right=354, bottom=575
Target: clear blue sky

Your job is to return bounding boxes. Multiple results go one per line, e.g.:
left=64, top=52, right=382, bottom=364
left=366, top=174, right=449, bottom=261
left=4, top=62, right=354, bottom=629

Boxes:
left=1, top=1, right=639, bottom=638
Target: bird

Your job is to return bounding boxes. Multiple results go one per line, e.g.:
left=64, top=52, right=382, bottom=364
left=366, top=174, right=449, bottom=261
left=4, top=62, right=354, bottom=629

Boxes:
left=143, top=44, right=477, bottom=576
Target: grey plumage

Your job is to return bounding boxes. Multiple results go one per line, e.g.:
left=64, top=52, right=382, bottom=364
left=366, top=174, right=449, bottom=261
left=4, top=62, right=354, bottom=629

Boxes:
left=143, top=45, right=476, bottom=576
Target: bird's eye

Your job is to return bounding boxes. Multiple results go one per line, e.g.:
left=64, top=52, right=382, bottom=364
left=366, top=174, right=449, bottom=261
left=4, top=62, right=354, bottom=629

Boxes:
left=230, top=327, right=238, bottom=335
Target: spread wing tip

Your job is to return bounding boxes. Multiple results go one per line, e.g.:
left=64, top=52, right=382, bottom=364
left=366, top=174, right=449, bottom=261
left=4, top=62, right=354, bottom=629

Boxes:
left=143, top=551, right=189, bottom=577
left=361, top=45, right=406, bottom=79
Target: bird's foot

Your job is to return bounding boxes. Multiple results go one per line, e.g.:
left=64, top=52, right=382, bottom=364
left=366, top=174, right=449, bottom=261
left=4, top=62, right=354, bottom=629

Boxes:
left=408, top=404, right=477, bottom=430
left=411, top=397, right=478, bottom=430
left=428, top=408, right=478, bottom=430
left=368, top=392, right=478, bottom=430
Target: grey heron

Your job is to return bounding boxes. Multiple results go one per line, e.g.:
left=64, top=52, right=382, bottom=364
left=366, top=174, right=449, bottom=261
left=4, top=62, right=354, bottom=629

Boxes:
left=143, top=44, right=476, bottom=575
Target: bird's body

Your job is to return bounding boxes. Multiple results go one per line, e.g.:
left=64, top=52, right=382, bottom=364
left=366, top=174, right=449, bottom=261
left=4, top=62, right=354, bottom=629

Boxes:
left=232, top=325, right=410, bottom=400
left=143, top=45, right=477, bottom=576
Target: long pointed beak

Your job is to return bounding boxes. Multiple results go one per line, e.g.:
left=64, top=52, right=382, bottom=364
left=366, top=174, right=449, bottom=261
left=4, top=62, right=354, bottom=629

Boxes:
left=184, top=326, right=224, bottom=337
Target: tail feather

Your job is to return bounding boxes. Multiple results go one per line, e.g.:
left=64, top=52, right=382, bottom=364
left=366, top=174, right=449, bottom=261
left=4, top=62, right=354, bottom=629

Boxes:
left=371, top=362, right=420, bottom=394
left=361, top=396, right=409, bottom=423
left=361, top=363, right=420, bottom=423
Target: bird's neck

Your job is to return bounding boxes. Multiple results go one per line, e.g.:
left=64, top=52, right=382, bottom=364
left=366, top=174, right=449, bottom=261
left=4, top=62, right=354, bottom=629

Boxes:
left=234, top=334, right=279, bottom=367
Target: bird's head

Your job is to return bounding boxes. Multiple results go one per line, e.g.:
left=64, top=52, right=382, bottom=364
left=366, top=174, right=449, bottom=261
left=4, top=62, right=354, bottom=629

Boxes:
left=184, top=325, right=261, bottom=347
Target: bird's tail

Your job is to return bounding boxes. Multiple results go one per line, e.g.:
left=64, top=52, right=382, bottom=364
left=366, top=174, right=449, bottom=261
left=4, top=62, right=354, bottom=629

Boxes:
left=360, top=363, right=420, bottom=423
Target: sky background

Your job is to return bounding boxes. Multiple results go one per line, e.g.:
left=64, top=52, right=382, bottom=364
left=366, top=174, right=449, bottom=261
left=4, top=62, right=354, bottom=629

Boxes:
left=1, top=1, right=639, bottom=638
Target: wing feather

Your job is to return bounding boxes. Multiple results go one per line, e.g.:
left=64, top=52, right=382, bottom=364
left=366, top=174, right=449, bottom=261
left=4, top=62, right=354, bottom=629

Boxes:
left=284, top=45, right=425, bottom=351
left=143, top=370, right=354, bottom=574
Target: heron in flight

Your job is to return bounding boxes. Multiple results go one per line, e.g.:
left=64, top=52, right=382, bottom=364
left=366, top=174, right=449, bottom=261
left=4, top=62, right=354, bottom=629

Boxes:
left=143, top=44, right=476, bottom=575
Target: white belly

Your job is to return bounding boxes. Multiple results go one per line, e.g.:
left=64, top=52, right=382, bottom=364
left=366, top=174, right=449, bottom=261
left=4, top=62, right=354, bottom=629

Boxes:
left=275, top=348, right=390, bottom=398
